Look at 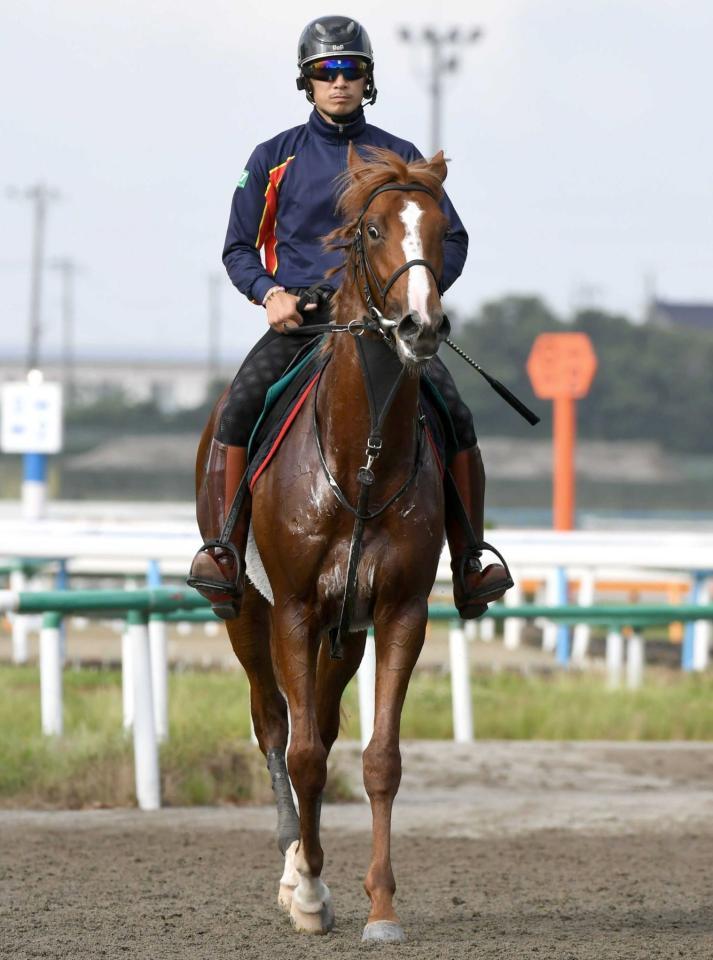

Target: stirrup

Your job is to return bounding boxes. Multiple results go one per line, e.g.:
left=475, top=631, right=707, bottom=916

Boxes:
left=455, top=539, right=514, bottom=602
left=186, top=539, right=243, bottom=620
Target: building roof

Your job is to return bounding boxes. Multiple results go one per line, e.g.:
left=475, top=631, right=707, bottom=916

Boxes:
left=651, top=299, right=713, bottom=331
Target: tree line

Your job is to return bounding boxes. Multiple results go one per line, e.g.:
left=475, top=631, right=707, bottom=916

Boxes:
left=64, top=294, right=713, bottom=455
left=444, top=296, right=713, bottom=453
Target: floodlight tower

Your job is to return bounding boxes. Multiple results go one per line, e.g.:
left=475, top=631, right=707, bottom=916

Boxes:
left=397, top=26, right=483, bottom=156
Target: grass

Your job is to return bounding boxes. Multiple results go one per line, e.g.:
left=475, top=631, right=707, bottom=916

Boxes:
left=1, top=664, right=712, bottom=808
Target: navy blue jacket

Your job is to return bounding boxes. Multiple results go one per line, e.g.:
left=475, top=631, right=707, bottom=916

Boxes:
left=222, top=107, right=468, bottom=306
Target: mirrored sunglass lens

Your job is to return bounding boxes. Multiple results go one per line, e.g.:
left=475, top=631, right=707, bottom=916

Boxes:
left=306, top=57, right=368, bottom=80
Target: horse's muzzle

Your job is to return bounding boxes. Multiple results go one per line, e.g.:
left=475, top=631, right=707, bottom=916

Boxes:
left=396, top=311, right=451, bottom=360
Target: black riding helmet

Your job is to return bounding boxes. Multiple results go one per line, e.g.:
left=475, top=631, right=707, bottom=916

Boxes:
left=296, top=15, right=378, bottom=108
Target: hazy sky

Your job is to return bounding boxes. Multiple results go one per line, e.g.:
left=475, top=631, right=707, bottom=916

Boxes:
left=2, top=0, right=711, bottom=363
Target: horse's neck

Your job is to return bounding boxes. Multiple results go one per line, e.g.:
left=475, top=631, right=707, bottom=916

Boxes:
left=318, top=310, right=420, bottom=478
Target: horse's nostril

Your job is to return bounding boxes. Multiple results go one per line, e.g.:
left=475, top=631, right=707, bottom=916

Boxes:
left=439, top=314, right=451, bottom=341
left=398, top=313, right=420, bottom=340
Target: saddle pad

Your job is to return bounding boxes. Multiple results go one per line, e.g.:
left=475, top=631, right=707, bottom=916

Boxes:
left=247, top=343, right=330, bottom=490
left=248, top=369, right=323, bottom=492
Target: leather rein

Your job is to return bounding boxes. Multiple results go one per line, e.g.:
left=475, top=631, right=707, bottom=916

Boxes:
left=278, top=181, right=538, bottom=658
left=309, top=181, right=441, bottom=658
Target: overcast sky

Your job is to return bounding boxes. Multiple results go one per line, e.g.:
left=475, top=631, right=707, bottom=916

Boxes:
left=2, top=0, right=711, bottom=364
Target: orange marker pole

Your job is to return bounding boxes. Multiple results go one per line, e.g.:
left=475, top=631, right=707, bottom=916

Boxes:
left=553, top=394, right=575, bottom=530
left=527, top=331, right=597, bottom=533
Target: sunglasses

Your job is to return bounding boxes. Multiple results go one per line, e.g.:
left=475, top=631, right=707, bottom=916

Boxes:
left=303, top=57, right=370, bottom=82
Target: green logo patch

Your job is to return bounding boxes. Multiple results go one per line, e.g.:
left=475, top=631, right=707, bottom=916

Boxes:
left=237, top=169, right=250, bottom=189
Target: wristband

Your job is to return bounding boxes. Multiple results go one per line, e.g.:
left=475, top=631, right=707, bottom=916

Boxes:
left=262, top=285, right=286, bottom=306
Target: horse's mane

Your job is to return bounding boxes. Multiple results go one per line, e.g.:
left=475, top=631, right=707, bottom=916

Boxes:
left=323, top=146, right=445, bottom=262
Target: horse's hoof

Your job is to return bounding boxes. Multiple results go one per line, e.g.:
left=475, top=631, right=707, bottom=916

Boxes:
left=289, top=878, right=334, bottom=934
left=289, top=900, right=335, bottom=935
left=361, top=920, right=406, bottom=943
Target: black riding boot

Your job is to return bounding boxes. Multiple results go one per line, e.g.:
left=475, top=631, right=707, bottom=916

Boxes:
left=188, top=444, right=251, bottom=620
left=446, top=445, right=513, bottom=619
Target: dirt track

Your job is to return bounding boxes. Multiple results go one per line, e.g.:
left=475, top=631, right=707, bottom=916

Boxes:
left=2, top=742, right=713, bottom=959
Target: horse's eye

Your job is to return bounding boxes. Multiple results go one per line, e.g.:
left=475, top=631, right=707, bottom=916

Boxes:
left=367, top=224, right=380, bottom=241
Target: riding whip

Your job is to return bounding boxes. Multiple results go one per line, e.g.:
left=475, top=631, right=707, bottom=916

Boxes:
left=445, top=338, right=541, bottom=426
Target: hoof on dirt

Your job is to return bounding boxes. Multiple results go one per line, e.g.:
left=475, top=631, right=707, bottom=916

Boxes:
left=289, top=879, right=334, bottom=935
left=361, top=920, right=406, bottom=943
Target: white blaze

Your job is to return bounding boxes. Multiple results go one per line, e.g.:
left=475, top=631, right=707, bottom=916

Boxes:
left=399, top=199, right=431, bottom=319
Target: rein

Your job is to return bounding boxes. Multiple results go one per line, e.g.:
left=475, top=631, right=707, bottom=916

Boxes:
left=288, top=181, right=539, bottom=657
left=310, top=181, right=444, bottom=658
left=313, top=334, right=423, bottom=659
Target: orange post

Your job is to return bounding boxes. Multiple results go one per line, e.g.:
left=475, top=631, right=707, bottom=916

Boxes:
left=553, top=394, right=575, bottom=530
left=527, top=333, right=597, bottom=530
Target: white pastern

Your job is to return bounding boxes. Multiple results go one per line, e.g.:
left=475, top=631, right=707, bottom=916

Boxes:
left=278, top=840, right=300, bottom=911
left=289, top=844, right=335, bottom=933
left=399, top=200, right=430, bottom=319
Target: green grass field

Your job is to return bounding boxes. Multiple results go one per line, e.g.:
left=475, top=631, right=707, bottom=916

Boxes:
left=1, top=664, right=711, bottom=808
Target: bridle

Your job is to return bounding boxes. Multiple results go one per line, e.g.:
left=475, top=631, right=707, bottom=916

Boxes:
left=351, top=181, right=443, bottom=332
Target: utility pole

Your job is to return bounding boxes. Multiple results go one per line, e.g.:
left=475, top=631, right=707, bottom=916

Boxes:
left=397, top=26, right=483, bottom=156
left=207, top=272, right=222, bottom=381
left=6, top=183, right=61, bottom=371
left=49, top=257, right=79, bottom=406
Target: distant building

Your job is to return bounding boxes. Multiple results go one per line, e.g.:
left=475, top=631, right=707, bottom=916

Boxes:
left=0, top=358, right=234, bottom=412
left=647, top=298, right=713, bottom=333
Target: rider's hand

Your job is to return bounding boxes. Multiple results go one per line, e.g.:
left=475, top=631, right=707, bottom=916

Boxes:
left=266, top=292, right=317, bottom=333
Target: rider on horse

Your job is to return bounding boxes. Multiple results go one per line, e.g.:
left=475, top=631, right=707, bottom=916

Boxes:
left=189, top=15, right=512, bottom=620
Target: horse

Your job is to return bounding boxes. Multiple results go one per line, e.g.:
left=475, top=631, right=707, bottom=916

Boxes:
left=195, top=145, right=452, bottom=942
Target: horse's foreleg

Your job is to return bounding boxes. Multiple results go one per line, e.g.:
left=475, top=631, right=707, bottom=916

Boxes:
left=361, top=600, right=427, bottom=944
left=274, top=610, right=334, bottom=934
left=315, top=629, right=366, bottom=753
left=225, top=583, right=300, bottom=860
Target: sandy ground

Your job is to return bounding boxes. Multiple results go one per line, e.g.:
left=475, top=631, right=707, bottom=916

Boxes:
left=2, top=741, right=713, bottom=959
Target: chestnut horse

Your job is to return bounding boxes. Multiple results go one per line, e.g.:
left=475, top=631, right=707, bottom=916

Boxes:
left=196, top=146, right=451, bottom=942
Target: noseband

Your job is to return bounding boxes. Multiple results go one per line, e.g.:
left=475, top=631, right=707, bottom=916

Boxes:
left=352, top=182, right=442, bottom=328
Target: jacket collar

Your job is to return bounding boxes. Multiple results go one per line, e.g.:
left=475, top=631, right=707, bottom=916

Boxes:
left=308, top=106, right=366, bottom=142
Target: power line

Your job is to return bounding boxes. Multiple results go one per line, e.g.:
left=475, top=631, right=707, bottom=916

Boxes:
left=6, top=183, right=61, bottom=371
left=397, top=26, right=483, bottom=157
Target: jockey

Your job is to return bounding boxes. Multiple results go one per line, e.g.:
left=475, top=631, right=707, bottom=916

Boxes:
left=189, top=15, right=511, bottom=620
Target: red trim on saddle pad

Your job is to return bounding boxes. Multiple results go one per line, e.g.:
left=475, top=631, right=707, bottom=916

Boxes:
left=425, top=425, right=444, bottom=476
left=249, top=370, right=322, bottom=492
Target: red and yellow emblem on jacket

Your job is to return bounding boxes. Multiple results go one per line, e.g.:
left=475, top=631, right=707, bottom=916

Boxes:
left=256, top=156, right=295, bottom=275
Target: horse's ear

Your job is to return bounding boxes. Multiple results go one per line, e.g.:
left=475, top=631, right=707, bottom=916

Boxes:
left=347, top=142, right=368, bottom=177
left=429, top=150, right=448, bottom=183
